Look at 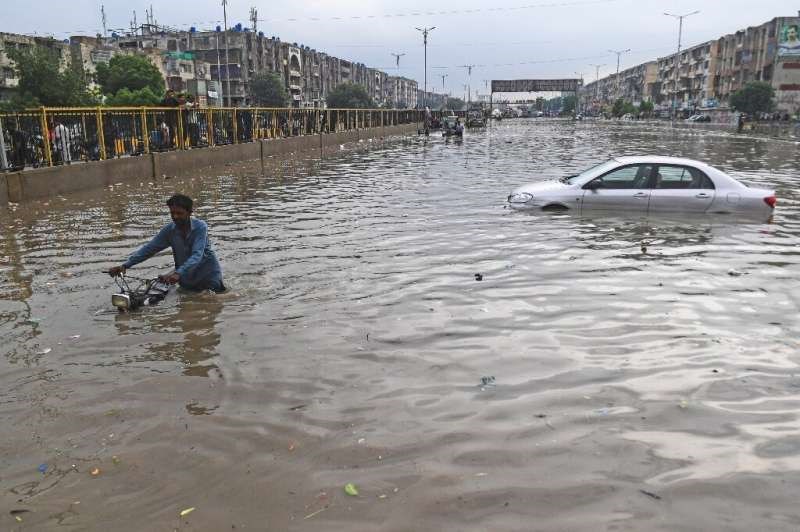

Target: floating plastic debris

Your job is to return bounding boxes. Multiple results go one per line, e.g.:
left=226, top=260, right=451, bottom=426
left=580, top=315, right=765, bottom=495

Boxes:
left=344, top=483, right=359, bottom=496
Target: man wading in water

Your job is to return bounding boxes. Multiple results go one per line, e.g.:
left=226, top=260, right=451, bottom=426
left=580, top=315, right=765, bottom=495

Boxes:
left=108, top=194, right=225, bottom=292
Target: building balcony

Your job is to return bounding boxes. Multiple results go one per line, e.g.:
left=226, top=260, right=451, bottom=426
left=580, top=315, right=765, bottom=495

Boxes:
left=289, top=84, right=301, bottom=91
left=0, top=77, right=19, bottom=88
left=290, top=69, right=301, bottom=78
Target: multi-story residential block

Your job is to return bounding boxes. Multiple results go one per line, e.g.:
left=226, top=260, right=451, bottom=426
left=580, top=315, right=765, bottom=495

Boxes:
left=580, top=12, right=800, bottom=115
left=0, top=32, right=73, bottom=102
left=714, top=15, right=800, bottom=113
left=655, top=40, right=718, bottom=112
left=0, top=25, right=438, bottom=110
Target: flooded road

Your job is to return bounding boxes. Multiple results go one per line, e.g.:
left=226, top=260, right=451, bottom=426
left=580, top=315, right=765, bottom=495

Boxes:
left=2, top=119, right=800, bottom=531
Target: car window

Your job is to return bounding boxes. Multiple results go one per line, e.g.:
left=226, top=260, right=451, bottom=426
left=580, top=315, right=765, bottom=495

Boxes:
left=589, top=164, right=654, bottom=189
left=654, top=165, right=715, bottom=190
left=562, top=160, right=618, bottom=184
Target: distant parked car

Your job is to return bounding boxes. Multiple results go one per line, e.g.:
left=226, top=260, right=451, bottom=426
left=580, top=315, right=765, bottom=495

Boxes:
left=507, top=156, right=776, bottom=217
left=686, top=114, right=711, bottom=123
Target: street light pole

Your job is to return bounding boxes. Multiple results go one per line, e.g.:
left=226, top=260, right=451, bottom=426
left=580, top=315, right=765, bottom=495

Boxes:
left=415, top=26, right=436, bottom=110
left=390, top=52, right=405, bottom=107
left=440, top=73, right=448, bottom=93
left=590, top=63, right=605, bottom=106
left=574, top=71, right=584, bottom=114
left=608, top=48, right=630, bottom=101
left=458, top=64, right=476, bottom=105
left=665, top=10, right=700, bottom=124
left=222, top=0, right=232, bottom=107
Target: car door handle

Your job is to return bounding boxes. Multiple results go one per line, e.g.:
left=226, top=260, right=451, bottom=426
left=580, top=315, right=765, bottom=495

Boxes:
left=695, top=193, right=711, bottom=199
left=632, top=192, right=649, bottom=198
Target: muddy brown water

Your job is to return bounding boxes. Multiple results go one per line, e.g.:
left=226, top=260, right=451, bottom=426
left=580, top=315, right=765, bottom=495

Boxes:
left=2, top=120, right=800, bottom=531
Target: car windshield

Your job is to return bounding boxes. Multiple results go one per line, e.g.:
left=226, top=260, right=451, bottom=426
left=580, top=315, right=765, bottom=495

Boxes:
left=560, top=160, right=618, bottom=184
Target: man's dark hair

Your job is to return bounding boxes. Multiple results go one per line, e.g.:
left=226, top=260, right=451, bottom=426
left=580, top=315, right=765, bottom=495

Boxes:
left=167, top=194, right=193, bottom=212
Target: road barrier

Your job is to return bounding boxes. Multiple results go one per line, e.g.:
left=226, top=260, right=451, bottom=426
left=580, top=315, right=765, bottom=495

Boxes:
left=0, top=107, right=426, bottom=170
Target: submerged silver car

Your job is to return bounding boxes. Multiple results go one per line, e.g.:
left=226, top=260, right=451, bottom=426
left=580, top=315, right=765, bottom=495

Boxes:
left=508, top=156, right=777, bottom=216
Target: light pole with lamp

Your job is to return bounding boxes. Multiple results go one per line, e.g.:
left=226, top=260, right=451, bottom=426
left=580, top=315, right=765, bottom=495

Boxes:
left=608, top=48, right=630, bottom=101
left=458, top=64, right=476, bottom=104
left=415, top=26, right=436, bottom=111
left=390, top=52, right=405, bottom=108
left=665, top=10, right=700, bottom=123
left=221, top=0, right=232, bottom=107
left=574, top=71, right=584, bottom=114
left=589, top=63, right=605, bottom=114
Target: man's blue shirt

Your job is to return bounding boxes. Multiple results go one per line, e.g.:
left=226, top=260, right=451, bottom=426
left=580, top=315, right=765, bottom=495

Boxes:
left=123, top=218, right=223, bottom=290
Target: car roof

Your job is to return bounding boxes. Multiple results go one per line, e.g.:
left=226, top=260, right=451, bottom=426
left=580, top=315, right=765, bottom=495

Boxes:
left=613, top=155, right=715, bottom=169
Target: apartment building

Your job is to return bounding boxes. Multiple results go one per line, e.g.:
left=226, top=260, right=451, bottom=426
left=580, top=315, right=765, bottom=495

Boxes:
left=655, top=40, right=718, bottom=112
left=0, top=32, right=73, bottom=102
left=579, top=13, right=800, bottom=115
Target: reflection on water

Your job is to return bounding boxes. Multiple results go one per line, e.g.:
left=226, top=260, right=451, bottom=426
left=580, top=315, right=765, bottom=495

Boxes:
left=2, top=120, right=800, bottom=530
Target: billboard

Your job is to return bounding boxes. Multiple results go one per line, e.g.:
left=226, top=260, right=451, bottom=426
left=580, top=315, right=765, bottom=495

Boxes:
left=491, top=79, right=581, bottom=93
left=778, top=23, right=800, bottom=57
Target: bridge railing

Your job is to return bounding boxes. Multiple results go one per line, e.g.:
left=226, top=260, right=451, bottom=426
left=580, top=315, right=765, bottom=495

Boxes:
left=0, top=107, right=426, bottom=170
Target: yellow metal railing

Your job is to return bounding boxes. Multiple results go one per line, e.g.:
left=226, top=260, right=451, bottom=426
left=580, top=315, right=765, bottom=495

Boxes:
left=0, top=106, right=427, bottom=169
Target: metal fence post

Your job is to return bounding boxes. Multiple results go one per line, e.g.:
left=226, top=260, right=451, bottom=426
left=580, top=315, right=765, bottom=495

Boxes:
left=40, top=107, right=53, bottom=166
left=140, top=108, right=149, bottom=154
left=176, top=107, right=185, bottom=149
left=208, top=109, right=215, bottom=147
left=232, top=108, right=238, bottom=144
left=95, top=107, right=106, bottom=160
left=0, top=117, right=7, bottom=170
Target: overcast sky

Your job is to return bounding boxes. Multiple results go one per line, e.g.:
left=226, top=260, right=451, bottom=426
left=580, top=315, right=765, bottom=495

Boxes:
left=3, top=0, right=797, bottom=98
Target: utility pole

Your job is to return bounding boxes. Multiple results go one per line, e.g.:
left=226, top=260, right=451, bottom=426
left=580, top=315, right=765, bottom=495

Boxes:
left=458, top=64, right=476, bottom=104
left=250, top=7, right=258, bottom=33
left=222, top=0, right=232, bottom=107
left=215, top=30, right=223, bottom=108
left=390, top=53, right=405, bottom=107
left=463, top=84, right=468, bottom=103
left=574, top=71, right=584, bottom=114
left=665, top=10, right=699, bottom=124
left=101, top=5, right=108, bottom=37
left=590, top=63, right=605, bottom=100
left=390, top=52, right=405, bottom=72
left=608, top=48, right=630, bottom=101
left=415, top=26, right=435, bottom=109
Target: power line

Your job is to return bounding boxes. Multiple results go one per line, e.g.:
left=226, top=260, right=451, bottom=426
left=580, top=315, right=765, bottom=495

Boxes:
left=158, top=0, right=618, bottom=27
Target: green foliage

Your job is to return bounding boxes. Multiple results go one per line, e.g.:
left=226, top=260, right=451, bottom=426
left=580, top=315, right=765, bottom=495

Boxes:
left=611, top=98, right=637, bottom=117
left=326, top=83, right=373, bottom=109
left=444, top=97, right=466, bottom=111
left=730, top=81, right=775, bottom=115
left=250, top=72, right=289, bottom=107
left=6, top=45, right=95, bottom=108
left=561, top=95, right=577, bottom=114
left=95, top=55, right=165, bottom=97
left=105, top=87, right=162, bottom=106
left=638, top=100, right=654, bottom=116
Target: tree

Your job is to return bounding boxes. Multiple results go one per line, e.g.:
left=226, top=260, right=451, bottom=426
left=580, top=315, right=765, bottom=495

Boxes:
left=250, top=72, right=289, bottom=107
left=443, top=97, right=466, bottom=111
left=105, top=87, right=162, bottom=106
left=326, top=83, right=373, bottom=109
left=6, top=45, right=95, bottom=108
left=612, top=98, right=626, bottom=117
left=730, top=81, right=775, bottom=115
left=95, top=54, right=165, bottom=97
left=638, top=100, right=654, bottom=117
left=561, top=95, right=577, bottom=114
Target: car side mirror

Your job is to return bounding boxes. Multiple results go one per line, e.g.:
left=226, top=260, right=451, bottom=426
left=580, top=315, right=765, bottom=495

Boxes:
left=583, top=180, right=602, bottom=190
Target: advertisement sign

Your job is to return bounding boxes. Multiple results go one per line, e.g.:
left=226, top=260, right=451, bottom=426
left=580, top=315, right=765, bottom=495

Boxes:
left=778, top=23, right=800, bottom=56
left=491, top=79, right=581, bottom=93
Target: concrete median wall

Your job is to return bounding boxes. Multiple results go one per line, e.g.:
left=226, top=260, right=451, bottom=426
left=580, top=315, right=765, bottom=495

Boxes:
left=0, top=122, right=420, bottom=206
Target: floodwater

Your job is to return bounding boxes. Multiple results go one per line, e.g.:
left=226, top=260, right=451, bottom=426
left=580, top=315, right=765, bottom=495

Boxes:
left=2, top=120, right=800, bottom=531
